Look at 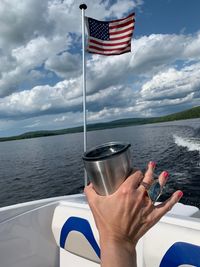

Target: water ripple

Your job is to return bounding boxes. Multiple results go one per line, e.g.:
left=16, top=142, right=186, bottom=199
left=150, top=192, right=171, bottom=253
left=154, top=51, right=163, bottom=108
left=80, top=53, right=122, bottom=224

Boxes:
left=0, top=119, right=199, bottom=208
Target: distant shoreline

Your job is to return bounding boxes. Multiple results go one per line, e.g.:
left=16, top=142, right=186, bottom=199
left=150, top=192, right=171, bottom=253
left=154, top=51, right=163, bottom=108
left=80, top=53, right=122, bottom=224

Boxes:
left=0, top=106, right=199, bottom=142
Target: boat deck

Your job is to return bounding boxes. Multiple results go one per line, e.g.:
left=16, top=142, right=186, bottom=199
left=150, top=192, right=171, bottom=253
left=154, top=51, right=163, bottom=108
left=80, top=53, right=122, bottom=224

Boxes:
left=0, top=194, right=199, bottom=267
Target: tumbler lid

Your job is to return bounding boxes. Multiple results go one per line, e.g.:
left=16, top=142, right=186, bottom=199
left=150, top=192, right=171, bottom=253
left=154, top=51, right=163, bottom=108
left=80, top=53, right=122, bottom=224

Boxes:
left=82, top=142, right=131, bottom=161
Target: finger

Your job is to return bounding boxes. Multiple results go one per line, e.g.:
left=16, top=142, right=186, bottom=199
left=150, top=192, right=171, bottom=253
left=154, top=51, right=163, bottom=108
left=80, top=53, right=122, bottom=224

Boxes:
left=158, top=171, right=169, bottom=187
left=133, top=191, right=183, bottom=242
left=121, top=169, right=143, bottom=190
left=143, top=161, right=156, bottom=184
left=139, top=161, right=156, bottom=192
left=142, top=197, right=154, bottom=216
left=153, top=190, right=183, bottom=221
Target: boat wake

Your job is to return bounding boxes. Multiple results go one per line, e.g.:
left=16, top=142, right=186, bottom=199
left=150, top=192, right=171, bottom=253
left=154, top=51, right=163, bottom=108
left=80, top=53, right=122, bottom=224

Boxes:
left=173, top=134, right=200, bottom=153
left=194, top=126, right=200, bottom=137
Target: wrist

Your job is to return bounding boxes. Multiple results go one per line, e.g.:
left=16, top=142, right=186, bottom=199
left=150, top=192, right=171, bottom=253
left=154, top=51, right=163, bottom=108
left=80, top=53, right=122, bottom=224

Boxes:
left=100, top=235, right=137, bottom=267
left=100, top=233, right=136, bottom=256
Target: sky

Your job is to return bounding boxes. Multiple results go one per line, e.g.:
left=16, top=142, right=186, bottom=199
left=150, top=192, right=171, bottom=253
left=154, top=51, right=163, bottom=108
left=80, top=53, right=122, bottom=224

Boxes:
left=0, top=0, right=200, bottom=137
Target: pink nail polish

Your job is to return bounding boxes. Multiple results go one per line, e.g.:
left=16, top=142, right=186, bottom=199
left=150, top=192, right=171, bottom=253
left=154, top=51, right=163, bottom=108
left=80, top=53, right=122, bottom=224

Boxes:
left=163, top=171, right=169, bottom=179
left=149, top=161, right=156, bottom=168
left=178, top=191, right=183, bottom=198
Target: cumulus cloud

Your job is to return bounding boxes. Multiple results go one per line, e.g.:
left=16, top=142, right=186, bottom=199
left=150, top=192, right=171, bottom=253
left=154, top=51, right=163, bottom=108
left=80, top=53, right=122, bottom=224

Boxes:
left=0, top=0, right=142, bottom=98
left=0, top=0, right=199, bottom=136
left=0, top=0, right=51, bottom=49
left=141, top=63, right=200, bottom=101
left=106, top=0, right=143, bottom=17
left=45, top=52, right=81, bottom=78
left=77, top=31, right=200, bottom=98
left=0, top=82, right=135, bottom=119
left=0, top=30, right=200, bottom=122
left=0, top=34, right=71, bottom=97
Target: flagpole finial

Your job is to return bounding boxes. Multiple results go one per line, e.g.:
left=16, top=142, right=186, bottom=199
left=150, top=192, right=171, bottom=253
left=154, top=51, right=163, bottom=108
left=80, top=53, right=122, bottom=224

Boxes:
left=79, top=3, right=87, bottom=10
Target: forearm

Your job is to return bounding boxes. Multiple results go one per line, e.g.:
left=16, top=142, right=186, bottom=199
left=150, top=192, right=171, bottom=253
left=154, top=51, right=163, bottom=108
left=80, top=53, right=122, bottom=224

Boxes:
left=85, top=164, right=182, bottom=267
left=100, top=238, right=137, bottom=267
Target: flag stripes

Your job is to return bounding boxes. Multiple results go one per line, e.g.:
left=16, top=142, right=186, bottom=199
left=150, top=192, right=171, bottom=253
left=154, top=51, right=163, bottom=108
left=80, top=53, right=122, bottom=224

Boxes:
left=89, top=39, right=131, bottom=47
left=88, top=46, right=131, bottom=56
left=86, top=12, right=135, bottom=56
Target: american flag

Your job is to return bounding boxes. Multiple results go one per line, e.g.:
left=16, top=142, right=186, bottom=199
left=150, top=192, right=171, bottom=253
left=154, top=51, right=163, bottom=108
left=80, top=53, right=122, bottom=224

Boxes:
left=85, top=13, right=135, bottom=56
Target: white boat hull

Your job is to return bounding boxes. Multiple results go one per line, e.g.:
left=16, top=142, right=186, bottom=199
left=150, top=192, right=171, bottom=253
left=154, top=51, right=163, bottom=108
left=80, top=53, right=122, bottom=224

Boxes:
left=0, top=194, right=200, bottom=267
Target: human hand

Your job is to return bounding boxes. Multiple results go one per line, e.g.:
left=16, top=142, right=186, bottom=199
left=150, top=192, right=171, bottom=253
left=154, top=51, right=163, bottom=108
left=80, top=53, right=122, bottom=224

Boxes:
left=84, top=161, right=183, bottom=252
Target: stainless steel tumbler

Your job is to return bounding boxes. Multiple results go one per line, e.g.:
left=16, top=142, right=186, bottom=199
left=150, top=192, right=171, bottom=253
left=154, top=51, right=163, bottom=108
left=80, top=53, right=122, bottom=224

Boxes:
left=82, top=142, right=132, bottom=195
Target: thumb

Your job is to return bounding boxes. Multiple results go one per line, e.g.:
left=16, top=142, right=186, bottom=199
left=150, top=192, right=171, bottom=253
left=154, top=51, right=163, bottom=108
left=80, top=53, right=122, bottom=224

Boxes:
left=84, top=183, right=98, bottom=203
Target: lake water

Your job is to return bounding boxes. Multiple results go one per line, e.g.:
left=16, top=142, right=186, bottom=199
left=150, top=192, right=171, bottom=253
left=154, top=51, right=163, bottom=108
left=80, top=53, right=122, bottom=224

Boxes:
left=0, top=118, right=200, bottom=208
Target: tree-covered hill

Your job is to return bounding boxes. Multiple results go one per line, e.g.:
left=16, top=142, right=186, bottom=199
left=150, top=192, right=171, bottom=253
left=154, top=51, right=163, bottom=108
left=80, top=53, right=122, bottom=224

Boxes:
left=0, top=106, right=199, bottom=142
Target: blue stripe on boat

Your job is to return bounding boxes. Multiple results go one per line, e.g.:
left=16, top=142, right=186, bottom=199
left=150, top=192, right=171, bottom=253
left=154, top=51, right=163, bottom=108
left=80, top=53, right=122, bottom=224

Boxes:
left=60, top=216, right=100, bottom=258
left=160, top=241, right=200, bottom=267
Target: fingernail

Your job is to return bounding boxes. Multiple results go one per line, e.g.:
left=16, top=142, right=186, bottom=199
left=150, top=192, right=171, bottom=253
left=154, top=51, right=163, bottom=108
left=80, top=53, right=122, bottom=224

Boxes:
left=163, top=171, right=169, bottom=179
left=178, top=191, right=183, bottom=198
left=149, top=161, right=156, bottom=168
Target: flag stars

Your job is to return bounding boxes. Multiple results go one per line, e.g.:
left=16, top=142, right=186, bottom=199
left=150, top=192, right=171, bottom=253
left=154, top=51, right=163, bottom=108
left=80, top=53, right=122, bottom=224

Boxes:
left=88, top=18, right=109, bottom=40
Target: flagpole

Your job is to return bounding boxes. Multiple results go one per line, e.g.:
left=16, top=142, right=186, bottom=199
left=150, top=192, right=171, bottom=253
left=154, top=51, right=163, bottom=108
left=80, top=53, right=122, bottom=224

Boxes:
left=79, top=3, right=88, bottom=187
